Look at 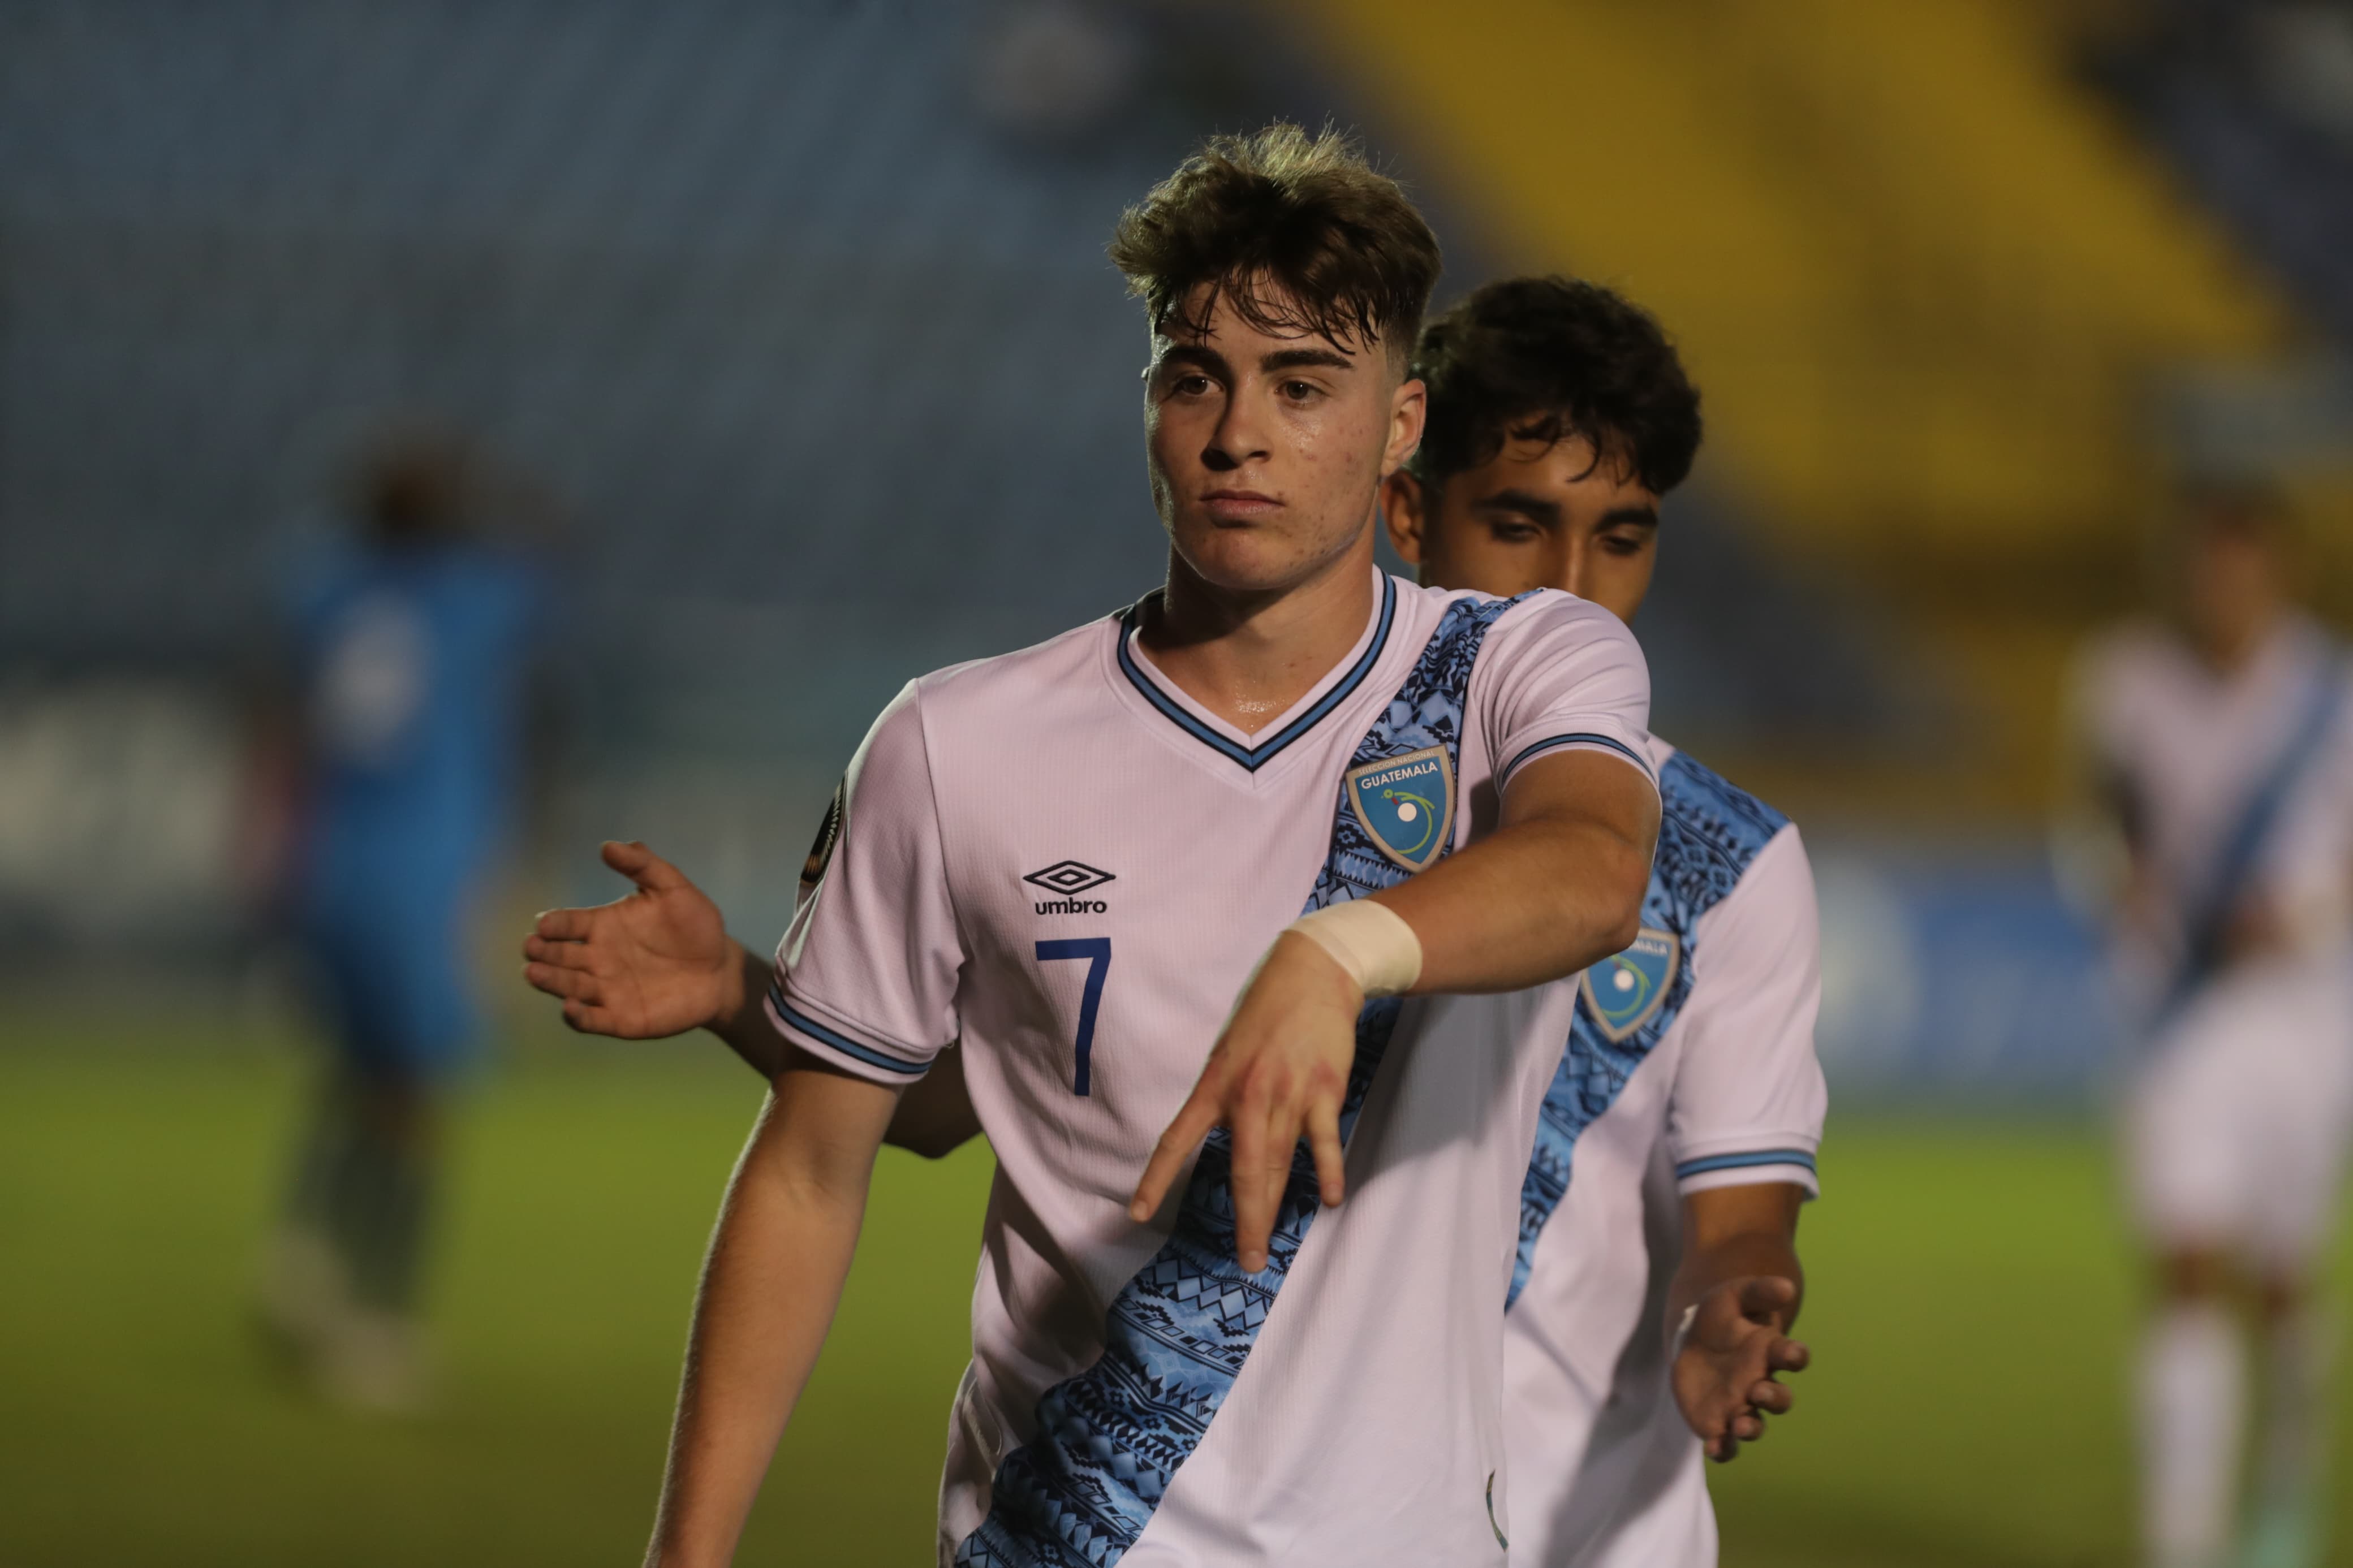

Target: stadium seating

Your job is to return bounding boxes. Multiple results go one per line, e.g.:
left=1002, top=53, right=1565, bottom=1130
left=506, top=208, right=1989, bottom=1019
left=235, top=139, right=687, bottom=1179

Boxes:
left=0, top=0, right=1896, bottom=780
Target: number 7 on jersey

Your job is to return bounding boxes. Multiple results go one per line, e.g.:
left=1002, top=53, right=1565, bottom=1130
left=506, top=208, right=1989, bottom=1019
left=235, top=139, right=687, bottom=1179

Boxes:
left=1035, top=938, right=1111, bottom=1095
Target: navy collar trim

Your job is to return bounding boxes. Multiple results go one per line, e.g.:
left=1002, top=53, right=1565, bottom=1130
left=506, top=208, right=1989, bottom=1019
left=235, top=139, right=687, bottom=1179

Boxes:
left=1117, top=574, right=1398, bottom=773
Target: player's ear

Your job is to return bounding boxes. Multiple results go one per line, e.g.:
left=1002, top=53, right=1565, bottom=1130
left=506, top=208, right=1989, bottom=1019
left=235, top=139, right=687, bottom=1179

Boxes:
left=1384, top=374, right=1427, bottom=474
left=1381, top=469, right=1428, bottom=567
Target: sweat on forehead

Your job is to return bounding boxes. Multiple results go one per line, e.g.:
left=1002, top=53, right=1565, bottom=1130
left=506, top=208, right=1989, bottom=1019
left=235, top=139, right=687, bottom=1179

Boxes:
left=1152, top=277, right=1381, bottom=364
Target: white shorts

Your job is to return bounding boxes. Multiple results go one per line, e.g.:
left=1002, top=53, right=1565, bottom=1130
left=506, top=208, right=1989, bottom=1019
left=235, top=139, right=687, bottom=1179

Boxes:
left=2125, top=956, right=2353, bottom=1271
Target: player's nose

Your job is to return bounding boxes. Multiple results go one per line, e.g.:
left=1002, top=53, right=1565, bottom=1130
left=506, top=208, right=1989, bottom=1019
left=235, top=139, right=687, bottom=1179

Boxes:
left=1202, top=400, right=1272, bottom=470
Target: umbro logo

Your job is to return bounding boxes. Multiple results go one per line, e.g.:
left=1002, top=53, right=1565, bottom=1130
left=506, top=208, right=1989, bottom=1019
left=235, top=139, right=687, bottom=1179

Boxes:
left=1024, top=860, right=1114, bottom=914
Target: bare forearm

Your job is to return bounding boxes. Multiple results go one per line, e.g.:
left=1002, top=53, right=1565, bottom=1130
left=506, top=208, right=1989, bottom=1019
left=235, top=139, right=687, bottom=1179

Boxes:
left=1367, top=750, right=1655, bottom=994
left=1670, top=1230, right=1804, bottom=1331
left=1374, top=812, right=1649, bottom=994
left=1668, top=1183, right=1808, bottom=1333
left=645, top=1082, right=882, bottom=1567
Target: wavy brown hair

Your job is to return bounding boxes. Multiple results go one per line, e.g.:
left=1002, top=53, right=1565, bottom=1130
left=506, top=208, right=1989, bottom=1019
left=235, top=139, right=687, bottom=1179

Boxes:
left=1108, top=123, right=1441, bottom=368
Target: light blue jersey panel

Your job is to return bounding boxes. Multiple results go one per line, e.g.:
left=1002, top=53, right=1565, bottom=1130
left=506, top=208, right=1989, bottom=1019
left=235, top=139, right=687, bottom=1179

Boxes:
left=1508, top=750, right=1792, bottom=1308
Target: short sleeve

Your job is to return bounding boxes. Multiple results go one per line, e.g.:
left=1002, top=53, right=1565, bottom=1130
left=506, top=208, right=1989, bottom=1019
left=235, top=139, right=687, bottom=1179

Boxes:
left=1665, top=826, right=1829, bottom=1198
left=766, top=682, right=964, bottom=1083
left=1473, top=591, right=1657, bottom=796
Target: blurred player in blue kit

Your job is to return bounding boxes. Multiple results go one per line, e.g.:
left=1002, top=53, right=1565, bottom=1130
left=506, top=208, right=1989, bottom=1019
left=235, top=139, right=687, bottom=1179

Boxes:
left=260, top=433, right=546, bottom=1411
left=2063, top=488, right=2353, bottom=1568
left=527, top=275, right=1826, bottom=1566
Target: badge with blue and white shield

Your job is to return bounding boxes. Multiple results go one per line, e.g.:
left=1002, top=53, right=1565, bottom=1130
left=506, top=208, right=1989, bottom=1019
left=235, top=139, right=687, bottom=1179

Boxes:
left=1580, top=927, right=1680, bottom=1043
left=1344, top=745, right=1454, bottom=873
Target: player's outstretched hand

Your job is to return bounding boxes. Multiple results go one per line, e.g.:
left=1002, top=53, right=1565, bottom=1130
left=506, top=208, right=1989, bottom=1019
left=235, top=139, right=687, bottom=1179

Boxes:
left=520, top=840, right=741, bottom=1039
left=1673, top=1275, right=1809, bottom=1463
left=1128, top=932, right=1360, bottom=1273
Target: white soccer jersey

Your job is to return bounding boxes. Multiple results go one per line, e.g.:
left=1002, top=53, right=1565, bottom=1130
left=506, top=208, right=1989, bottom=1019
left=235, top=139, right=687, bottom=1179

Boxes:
left=2075, top=615, right=2353, bottom=1262
left=765, top=569, right=1655, bottom=1568
left=1500, top=738, right=1826, bottom=1568
left=2074, top=614, right=2353, bottom=992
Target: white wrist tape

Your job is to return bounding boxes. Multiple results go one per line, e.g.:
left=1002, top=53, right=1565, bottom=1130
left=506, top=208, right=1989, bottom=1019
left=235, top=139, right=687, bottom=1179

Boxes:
left=1286, top=899, right=1423, bottom=997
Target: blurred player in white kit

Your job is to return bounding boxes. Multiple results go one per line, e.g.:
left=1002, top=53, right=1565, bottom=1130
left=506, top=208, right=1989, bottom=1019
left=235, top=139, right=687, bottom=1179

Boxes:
left=2062, top=485, right=2353, bottom=1568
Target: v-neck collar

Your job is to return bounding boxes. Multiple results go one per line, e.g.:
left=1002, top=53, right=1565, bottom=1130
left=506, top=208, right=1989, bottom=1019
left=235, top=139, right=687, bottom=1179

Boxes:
left=1114, top=571, right=1398, bottom=774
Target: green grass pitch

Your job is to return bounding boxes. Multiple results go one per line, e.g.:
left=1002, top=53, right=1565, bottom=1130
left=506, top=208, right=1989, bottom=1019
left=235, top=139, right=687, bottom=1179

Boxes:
left=2, top=1014, right=2348, bottom=1566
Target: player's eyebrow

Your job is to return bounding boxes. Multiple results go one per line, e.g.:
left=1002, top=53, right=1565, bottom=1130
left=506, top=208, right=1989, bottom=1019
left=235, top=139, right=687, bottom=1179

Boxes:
left=1598, top=505, right=1660, bottom=529
left=1259, top=347, right=1356, bottom=374
left=1152, top=343, right=1232, bottom=379
left=1476, top=488, right=1563, bottom=524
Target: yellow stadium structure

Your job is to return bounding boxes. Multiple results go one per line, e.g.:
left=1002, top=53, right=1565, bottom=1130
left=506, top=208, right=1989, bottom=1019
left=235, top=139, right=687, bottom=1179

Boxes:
left=1298, top=0, right=2308, bottom=817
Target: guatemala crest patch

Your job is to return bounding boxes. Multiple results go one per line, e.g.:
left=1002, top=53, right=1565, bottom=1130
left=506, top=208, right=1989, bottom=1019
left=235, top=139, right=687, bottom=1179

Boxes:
left=1580, top=927, right=1680, bottom=1043
left=1344, top=745, right=1454, bottom=873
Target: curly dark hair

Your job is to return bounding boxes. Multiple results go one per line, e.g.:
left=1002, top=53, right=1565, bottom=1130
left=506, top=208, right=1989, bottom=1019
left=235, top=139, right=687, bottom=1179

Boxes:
left=1408, top=276, right=1701, bottom=496
left=1108, top=123, right=1442, bottom=366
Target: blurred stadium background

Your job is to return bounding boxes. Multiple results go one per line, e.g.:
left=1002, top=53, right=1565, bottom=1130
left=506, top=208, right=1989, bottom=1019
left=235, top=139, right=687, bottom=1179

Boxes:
left=3, top=1, right=2351, bottom=1562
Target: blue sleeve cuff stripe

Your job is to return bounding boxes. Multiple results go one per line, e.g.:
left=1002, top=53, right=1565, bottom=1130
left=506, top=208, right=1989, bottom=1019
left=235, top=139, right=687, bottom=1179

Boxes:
left=1503, top=732, right=1656, bottom=786
left=1675, top=1149, right=1818, bottom=1179
left=770, top=987, right=930, bottom=1078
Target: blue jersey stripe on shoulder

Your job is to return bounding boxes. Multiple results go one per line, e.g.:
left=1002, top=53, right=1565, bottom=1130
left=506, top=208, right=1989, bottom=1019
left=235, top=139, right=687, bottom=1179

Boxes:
left=1507, top=746, right=1793, bottom=1311
left=771, top=991, right=930, bottom=1077
left=1675, top=1149, right=1818, bottom=1179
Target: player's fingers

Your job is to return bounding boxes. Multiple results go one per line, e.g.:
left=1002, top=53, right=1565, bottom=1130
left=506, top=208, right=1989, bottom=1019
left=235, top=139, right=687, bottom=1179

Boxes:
left=1264, top=1088, right=1302, bottom=1214
left=603, top=838, right=688, bottom=892
left=1738, top=1275, right=1799, bottom=1319
left=1305, top=1092, right=1346, bottom=1208
left=533, top=906, right=596, bottom=941
left=1748, top=1379, right=1794, bottom=1415
left=1227, top=1095, right=1278, bottom=1272
left=1130, top=1091, right=1220, bottom=1223
left=1768, top=1337, right=1810, bottom=1373
left=1727, top=1411, right=1764, bottom=1444
left=524, top=962, right=602, bottom=1004
left=522, top=934, right=599, bottom=970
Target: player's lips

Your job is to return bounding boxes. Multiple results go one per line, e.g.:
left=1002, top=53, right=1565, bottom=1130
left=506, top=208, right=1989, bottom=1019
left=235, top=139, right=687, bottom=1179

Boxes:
left=1200, top=489, right=1281, bottom=521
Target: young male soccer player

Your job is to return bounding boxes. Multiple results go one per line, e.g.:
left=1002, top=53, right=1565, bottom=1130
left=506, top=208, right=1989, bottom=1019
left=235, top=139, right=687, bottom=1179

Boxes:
left=530, top=276, right=1822, bottom=1566
left=524, top=127, right=1660, bottom=1567
left=2061, top=487, right=2353, bottom=1568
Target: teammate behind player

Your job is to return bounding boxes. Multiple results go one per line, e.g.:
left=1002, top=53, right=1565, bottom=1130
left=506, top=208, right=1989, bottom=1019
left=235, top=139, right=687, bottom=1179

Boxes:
left=2062, top=484, right=2352, bottom=1568
left=526, top=127, right=1660, bottom=1566
left=261, top=432, right=545, bottom=1411
left=1385, top=276, right=1824, bottom=1566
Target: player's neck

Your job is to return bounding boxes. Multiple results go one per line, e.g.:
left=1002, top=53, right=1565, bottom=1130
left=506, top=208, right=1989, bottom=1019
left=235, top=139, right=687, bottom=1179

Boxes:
left=2188, top=603, right=2286, bottom=677
left=1140, top=535, right=1380, bottom=736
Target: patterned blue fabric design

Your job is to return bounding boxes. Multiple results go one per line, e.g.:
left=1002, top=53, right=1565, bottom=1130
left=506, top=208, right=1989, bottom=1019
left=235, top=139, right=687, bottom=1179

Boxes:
left=957, top=593, right=1522, bottom=1567
left=1506, top=749, right=1789, bottom=1310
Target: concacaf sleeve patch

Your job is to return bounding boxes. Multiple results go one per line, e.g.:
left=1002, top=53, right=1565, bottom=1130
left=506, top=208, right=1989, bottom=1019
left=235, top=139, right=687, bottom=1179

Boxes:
left=800, top=776, right=846, bottom=893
